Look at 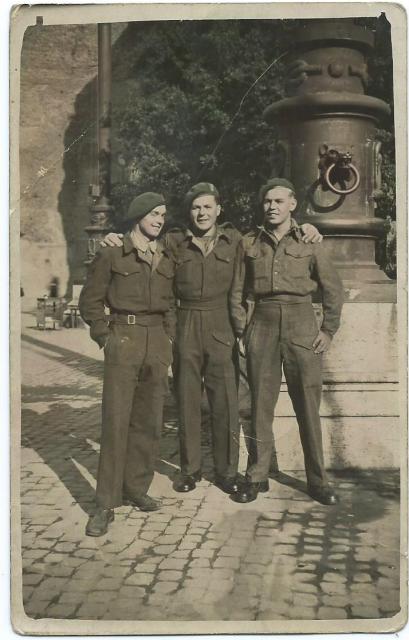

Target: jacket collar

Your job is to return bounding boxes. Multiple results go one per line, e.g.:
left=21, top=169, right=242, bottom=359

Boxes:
left=256, top=218, right=302, bottom=243
left=185, top=224, right=232, bottom=244
left=123, top=232, right=166, bottom=257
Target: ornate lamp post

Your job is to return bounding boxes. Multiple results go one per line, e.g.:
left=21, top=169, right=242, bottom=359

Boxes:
left=85, top=23, right=114, bottom=264
left=264, top=18, right=395, bottom=302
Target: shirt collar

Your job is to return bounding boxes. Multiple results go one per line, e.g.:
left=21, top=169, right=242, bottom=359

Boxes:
left=124, top=229, right=158, bottom=255
left=185, top=224, right=232, bottom=244
left=258, top=218, right=302, bottom=243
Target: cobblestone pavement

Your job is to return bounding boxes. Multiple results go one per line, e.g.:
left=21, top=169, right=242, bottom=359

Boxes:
left=19, top=314, right=401, bottom=622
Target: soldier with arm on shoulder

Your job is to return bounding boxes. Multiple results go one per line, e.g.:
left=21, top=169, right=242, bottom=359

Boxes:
left=230, top=178, right=343, bottom=506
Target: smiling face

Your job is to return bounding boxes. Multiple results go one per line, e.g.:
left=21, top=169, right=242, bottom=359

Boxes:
left=136, top=205, right=167, bottom=239
left=189, top=194, right=221, bottom=235
left=262, top=187, right=297, bottom=230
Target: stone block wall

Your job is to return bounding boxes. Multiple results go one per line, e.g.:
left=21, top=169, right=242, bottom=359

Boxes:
left=20, top=24, right=98, bottom=306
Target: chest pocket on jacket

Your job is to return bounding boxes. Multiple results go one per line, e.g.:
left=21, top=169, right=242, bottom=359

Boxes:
left=248, top=252, right=268, bottom=278
left=247, top=252, right=270, bottom=293
left=156, top=258, right=174, bottom=280
left=112, top=265, right=141, bottom=277
left=284, top=246, right=313, bottom=278
left=213, top=250, right=233, bottom=281
left=111, top=263, right=143, bottom=298
left=175, top=255, right=201, bottom=292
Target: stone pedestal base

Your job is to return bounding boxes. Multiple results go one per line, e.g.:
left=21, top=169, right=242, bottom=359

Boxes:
left=239, top=302, right=400, bottom=471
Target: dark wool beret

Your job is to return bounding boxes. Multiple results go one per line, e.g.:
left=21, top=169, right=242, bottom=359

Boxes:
left=184, top=182, right=220, bottom=210
left=125, top=192, right=166, bottom=222
left=259, top=178, right=296, bottom=203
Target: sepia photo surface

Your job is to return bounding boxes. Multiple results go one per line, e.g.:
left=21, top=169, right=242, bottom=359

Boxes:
left=10, top=2, right=408, bottom=636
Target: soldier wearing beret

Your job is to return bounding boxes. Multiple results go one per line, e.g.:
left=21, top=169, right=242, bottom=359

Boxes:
left=79, top=192, right=176, bottom=536
left=230, top=178, right=344, bottom=505
left=102, top=183, right=322, bottom=497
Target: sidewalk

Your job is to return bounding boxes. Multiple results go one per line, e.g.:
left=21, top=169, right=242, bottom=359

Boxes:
left=19, top=314, right=401, bottom=622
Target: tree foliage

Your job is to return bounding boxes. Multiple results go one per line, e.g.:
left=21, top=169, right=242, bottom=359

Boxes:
left=110, top=17, right=395, bottom=265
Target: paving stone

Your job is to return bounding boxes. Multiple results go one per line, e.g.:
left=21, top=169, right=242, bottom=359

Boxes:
left=64, top=579, right=99, bottom=593
left=152, top=581, right=178, bottom=594
left=155, top=534, right=184, bottom=545
left=317, top=606, right=348, bottom=619
left=182, top=535, right=203, bottom=544
left=173, top=518, right=192, bottom=526
left=117, top=586, right=146, bottom=599
left=297, top=582, right=319, bottom=594
left=218, top=546, right=243, bottom=557
left=58, top=592, right=88, bottom=605
left=76, top=603, right=108, bottom=618
left=177, top=542, right=198, bottom=550
left=148, top=513, right=173, bottom=522
left=213, top=557, right=240, bottom=570
left=159, top=558, right=189, bottom=570
left=23, top=586, right=35, bottom=601
left=152, top=544, right=177, bottom=555
left=133, top=563, right=157, bottom=573
left=241, top=563, right=265, bottom=575
left=94, top=577, right=123, bottom=590
left=139, top=531, right=160, bottom=541
left=320, top=581, right=348, bottom=595
left=353, top=572, right=372, bottom=583
left=87, top=590, right=117, bottom=603
left=293, top=592, right=319, bottom=607
left=322, top=572, right=347, bottom=583
left=157, top=570, right=183, bottom=581
left=23, top=573, right=44, bottom=586
left=288, top=605, right=315, bottom=619
left=171, top=549, right=191, bottom=558
left=124, top=572, right=154, bottom=586
left=143, top=522, right=168, bottom=532
left=351, top=605, right=381, bottom=618
left=61, top=557, right=86, bottom=568
left=46, top=603, right=78, bottom=617
left=322, top=595, right=351, bottom=608
left=74, top=549, right=97, bottom=559
left=164, top=526, right=188, bottom=536
left=54, top=542, right=77, bottom=553
left=191, top=548, right=215, bottom=559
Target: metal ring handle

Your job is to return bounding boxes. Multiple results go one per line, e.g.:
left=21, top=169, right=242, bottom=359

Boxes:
left=324, top=162, right=360, bottom=195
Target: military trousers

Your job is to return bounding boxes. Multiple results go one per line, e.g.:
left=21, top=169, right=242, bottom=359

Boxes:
left=245, top=299, right=328, bottom=489
left=175, top=302, right=239, bottom=478
left=96, top=321, right=172, bottom=509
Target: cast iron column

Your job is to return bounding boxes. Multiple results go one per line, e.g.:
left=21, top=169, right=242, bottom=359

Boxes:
left=85, top=23, right=114, bottom=264
left=264, top=19, right=395, bottom=301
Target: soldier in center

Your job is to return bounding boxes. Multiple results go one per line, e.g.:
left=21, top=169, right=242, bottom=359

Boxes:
left=168, top=183, right=242, bottom=493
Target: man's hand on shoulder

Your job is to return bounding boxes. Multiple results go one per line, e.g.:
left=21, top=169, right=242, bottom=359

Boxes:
left=100, top=233, right=124, bottom=248
left=313, top=330, right=332, bottom=354
left=300, top=223, right=323, bottom=244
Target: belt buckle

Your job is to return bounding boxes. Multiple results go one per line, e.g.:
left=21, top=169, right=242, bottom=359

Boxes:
left=127, top=314, right=136, bottom=325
